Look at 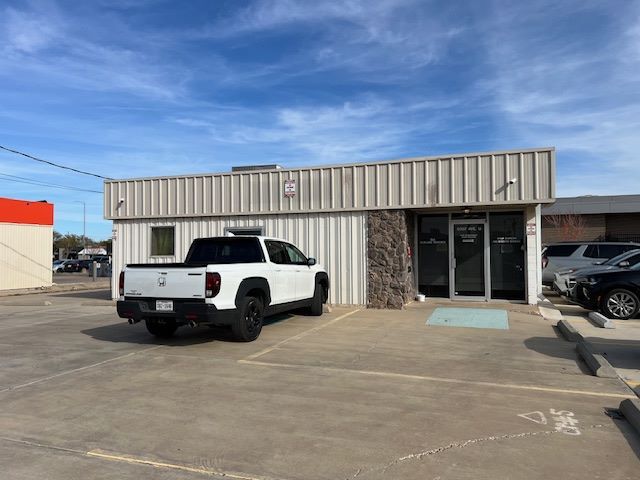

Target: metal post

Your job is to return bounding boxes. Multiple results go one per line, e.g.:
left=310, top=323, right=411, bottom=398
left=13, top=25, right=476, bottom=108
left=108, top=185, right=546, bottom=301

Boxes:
left=74, top=201, right=86, bottom=255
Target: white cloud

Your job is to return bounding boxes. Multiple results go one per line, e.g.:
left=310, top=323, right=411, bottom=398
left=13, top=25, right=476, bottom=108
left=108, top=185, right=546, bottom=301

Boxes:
left=476, top=1, right=640, bottom=195
left=196, top=0, right=465, bottom=77
left=0, top=2, right=188, bottom=100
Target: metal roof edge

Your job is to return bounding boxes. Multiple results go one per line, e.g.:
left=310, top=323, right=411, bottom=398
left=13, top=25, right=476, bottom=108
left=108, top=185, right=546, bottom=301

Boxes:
left=104, top=147, right=556, bottom=184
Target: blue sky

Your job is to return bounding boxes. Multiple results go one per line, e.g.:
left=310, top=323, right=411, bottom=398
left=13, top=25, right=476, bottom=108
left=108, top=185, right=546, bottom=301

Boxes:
left=1, top=0, right=639, bottom=240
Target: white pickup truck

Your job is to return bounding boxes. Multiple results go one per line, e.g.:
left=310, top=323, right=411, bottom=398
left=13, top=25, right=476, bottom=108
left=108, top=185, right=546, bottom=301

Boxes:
left=116, top=236, right=329, bottom=341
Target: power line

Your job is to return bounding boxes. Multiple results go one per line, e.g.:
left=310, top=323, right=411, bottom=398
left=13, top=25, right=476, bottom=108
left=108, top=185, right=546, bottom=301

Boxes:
left=0, top=173, right=103, bottom=194
left=0, top=145, right=112, bottom=180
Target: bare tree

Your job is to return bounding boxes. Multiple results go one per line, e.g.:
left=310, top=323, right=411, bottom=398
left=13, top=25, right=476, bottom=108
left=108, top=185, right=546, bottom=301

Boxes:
left=545, top=214, right=586, bottom=241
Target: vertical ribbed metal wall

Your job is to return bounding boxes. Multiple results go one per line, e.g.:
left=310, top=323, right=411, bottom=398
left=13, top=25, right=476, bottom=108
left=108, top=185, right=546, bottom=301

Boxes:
left=105, top=148, right=556, bottom=219
left=112, top=211, right=367, bottom=305
left=0, top=224, right=52, bottom=290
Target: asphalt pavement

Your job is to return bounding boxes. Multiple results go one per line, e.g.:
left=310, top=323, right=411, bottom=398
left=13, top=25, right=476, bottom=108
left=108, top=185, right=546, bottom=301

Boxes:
left=0, top=291, right=638, bottom=479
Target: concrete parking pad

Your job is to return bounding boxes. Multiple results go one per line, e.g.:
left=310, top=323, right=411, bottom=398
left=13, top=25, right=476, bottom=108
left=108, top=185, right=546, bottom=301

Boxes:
left=0, top=290, right=638, bottom=479
left=546, top=289, right=640, bottom=391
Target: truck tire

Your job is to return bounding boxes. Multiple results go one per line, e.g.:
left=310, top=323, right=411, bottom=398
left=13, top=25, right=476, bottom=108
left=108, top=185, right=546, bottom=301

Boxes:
left=308, top=282, right=324, bottom=316
left=232, top=296, right=264, bottom=342
left=601, top=289, right=639, bottom=320
left=145, top=318, right=178, bottom=338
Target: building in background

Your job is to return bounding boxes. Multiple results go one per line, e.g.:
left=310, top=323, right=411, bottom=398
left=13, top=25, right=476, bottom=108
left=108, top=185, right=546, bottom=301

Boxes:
left=0, top=197, right=54, bottom=291
left=542, top=194, right=640, bottom=244
left=104, top=147, right=555, bottom=307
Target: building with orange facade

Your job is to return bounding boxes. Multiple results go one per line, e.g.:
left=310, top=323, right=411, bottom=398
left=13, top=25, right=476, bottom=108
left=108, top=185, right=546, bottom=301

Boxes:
left=0, top=197, right=54, bottom=290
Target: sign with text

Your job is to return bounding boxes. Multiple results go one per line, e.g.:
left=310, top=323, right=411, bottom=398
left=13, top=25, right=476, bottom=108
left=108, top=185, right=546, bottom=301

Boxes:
left=284, top=179, right=296, bottom=197
left=526, top=223, right=537, bottom=236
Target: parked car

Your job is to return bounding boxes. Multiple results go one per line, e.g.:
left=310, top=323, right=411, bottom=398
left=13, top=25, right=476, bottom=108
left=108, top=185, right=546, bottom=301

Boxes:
left=553, top=249, right=640, bottom=296
left=52, top=260, right=64, bottom=272
left=572, top=263, right=640, bottom=319
left=54, top=260, right=74, bottom=273
left=117, top=236, right=329, bottom=341
left=60, top=259, right=92, bottom=273
left=542, top=242, right=640, bottom=285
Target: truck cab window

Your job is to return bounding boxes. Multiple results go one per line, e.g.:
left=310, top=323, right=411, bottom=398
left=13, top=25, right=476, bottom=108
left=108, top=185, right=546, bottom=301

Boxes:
left=265, top=241, right=288, bottom=264
left=284, top=243, right=307, bottom=265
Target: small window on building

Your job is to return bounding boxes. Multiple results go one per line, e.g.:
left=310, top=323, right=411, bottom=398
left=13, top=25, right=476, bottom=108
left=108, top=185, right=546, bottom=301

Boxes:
left=224, top=226, right=265, bottom=236
left=151, top=227, right=175, bottom=256
left=545, top=244, right=580, bottom=257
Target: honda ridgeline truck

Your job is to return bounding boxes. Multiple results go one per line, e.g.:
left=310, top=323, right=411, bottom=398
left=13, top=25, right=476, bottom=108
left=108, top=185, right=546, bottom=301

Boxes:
left=116, top=236, right=329, bottom=341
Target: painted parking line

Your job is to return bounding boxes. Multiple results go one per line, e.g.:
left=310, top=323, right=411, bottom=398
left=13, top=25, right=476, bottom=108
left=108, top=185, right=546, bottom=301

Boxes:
left=239, top=359, right=634, bottom=400
left=0, top=436, right=283, bottom=480
left=241, top=309, right=360, bottom=362
left=0, top=345, right=163, bottom=394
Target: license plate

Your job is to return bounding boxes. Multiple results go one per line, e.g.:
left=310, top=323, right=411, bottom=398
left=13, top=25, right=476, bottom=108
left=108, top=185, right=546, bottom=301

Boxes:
left=156, top=300, right=173, bottom=311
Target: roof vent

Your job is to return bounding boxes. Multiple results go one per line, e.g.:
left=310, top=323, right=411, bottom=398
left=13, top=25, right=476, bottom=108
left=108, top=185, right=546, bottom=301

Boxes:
left=231, top=164, right=282, bottom=172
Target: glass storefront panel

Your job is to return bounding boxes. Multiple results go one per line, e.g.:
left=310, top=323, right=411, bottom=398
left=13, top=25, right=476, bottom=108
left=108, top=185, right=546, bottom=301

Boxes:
left=453, top=223, right=486, bottom=297
left=418, top=215, right=449, bottom=297
left=489, top=212, right=525, bottom=300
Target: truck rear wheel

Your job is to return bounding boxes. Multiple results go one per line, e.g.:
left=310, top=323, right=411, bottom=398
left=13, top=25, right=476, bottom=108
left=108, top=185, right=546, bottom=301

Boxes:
left=145, top=318, right=178, bottom=338
left=232, top=296, right=263, bottom=342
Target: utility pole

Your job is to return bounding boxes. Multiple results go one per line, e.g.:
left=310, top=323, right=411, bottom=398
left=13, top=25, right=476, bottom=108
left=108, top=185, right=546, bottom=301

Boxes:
left=75, top=201, right=86, bottom=252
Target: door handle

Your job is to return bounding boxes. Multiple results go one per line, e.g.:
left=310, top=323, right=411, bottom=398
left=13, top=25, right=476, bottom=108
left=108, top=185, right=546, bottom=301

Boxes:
left=452, top=258, right=457, bottom=269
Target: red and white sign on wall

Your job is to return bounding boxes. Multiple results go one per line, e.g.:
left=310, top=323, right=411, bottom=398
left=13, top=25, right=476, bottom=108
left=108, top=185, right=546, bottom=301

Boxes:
left=526, top=223, right=537, bottom=236
left=284, top=179, right=296, bottom=197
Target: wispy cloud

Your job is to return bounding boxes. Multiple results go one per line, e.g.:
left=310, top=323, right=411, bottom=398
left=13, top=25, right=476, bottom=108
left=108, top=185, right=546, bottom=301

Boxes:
left=1, top=0, right=640, bottom=238
left=0, top=2, right=188, bottom=100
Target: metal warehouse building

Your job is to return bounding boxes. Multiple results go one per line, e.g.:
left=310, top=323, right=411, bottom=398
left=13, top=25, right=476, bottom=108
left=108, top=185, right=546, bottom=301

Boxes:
left=0, top=197, right=54, bottom=291
left=104, top=147, right=555, bottom=307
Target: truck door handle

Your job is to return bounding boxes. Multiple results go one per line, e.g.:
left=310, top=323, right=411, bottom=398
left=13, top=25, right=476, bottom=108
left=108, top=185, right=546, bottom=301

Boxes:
left=452, top=258, right=456, bottom=269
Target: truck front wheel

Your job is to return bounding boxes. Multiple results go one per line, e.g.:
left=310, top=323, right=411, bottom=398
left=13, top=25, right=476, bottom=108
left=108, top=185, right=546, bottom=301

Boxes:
left=232, top=296, right=264, bottom=342
left=145, top=318, right=178, bottom=338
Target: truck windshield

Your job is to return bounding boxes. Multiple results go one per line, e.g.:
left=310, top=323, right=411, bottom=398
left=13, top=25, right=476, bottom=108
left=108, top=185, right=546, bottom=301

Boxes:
left=186, top=237, right=264, bottom=264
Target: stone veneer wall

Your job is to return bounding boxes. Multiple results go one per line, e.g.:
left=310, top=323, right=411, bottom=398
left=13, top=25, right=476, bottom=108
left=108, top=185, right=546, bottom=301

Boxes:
left=367, top=210, right=416, bottom=309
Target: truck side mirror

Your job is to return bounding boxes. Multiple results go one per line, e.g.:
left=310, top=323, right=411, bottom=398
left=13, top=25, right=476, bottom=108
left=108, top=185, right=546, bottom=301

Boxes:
left=307, top=257, right=316, bottom=266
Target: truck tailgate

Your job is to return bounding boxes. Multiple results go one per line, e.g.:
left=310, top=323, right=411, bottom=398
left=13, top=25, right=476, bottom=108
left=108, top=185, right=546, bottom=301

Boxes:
left=124, top=266, right=207, bottom=299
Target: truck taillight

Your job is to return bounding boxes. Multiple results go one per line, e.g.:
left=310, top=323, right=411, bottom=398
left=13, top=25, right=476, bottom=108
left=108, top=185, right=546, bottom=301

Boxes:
left=119, top=271, right=125, bottom=296
left=542, top=255, right=548, bottom=269
left=206, top=272, right=221, bottom=298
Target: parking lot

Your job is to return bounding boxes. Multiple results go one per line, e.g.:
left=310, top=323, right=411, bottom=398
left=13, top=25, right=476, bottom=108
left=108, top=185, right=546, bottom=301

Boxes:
left=1, top=290, right=639, bottom=479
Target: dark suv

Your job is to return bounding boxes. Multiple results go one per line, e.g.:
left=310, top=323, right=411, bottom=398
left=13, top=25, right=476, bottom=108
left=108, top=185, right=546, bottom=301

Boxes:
left=62, top=259, right=92, bottom=272
left=572, top=264, right=640, bottom=319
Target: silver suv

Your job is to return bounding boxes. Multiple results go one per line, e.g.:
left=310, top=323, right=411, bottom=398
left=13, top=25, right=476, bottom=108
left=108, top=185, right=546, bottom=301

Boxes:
left=542, top=242, right=640, bottom=285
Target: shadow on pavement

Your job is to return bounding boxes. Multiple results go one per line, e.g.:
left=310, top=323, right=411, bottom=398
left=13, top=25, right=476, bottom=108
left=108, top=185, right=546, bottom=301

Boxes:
left=52, top=289, right=112, bottom=300
left=607, top=408, right=640, bottom=461
left=523, top=335, right=592, bottom=375
left=585, top=338, right=640, bottom=371
left=81, top=312, right=295, bottom=346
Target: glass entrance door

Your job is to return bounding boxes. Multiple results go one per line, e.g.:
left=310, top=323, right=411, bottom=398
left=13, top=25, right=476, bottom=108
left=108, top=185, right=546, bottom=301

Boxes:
left=452, top=222, right=487, bottom=298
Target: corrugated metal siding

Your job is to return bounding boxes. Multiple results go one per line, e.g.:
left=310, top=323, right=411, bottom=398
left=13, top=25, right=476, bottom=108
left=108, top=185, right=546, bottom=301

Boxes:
left=111, top=211, right=367, bottom=305
left=0, top=223, right=52, bottom=290
left=105, top=148, right=555, bottom=219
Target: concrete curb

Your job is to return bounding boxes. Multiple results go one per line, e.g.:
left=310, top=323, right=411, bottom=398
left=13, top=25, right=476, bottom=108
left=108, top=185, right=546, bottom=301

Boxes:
left=0, top=300, right=52, bottom=307
left=619, top=398, right=640, bottom=436
left=576, top=341, right=618, bottom=378
left=588, top=311, right=615, bottom=329
left=81, top=301, right=117, bottom=307
left=537, top=294, right=563, bottom=322
left=556, top=319, right=584, bottom=342
left=0, top=282, right=110, bottom=298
